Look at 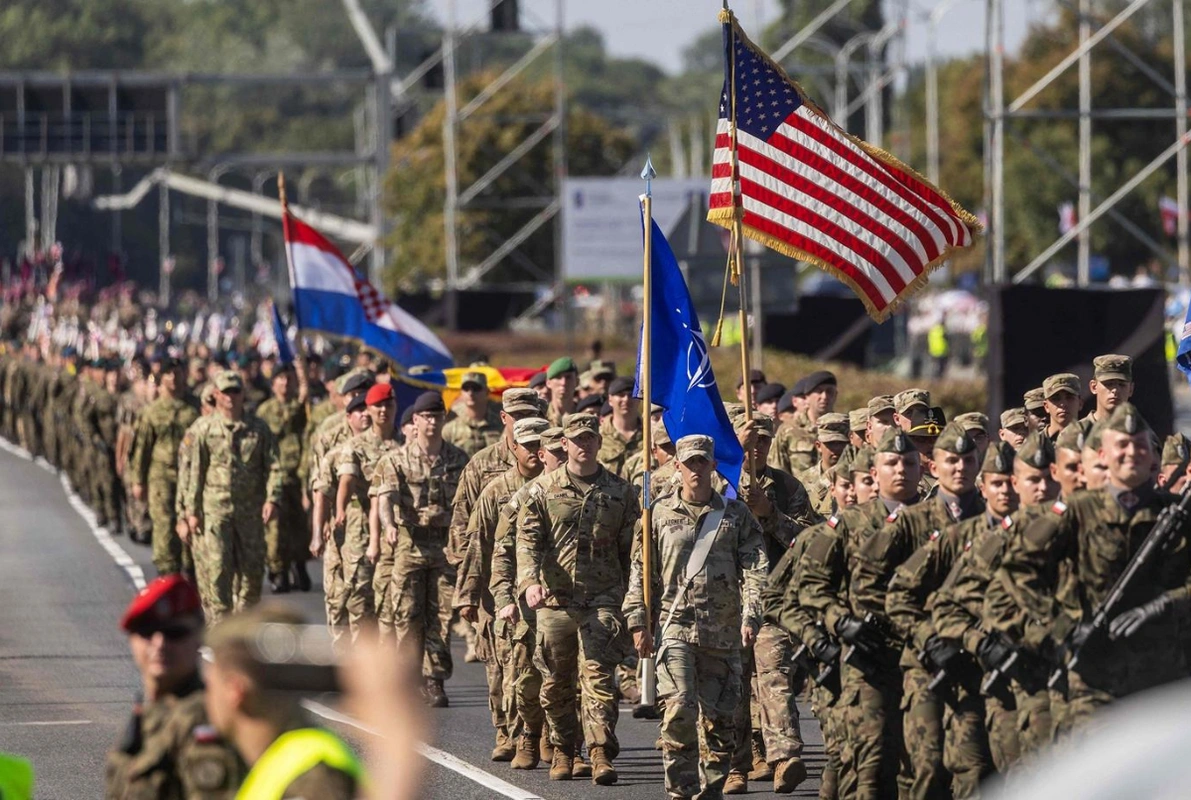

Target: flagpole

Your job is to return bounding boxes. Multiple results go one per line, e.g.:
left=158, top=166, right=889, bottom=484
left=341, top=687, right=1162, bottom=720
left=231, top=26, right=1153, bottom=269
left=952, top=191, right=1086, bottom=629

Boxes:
left=278, top=172, right=311, bottom=403
left=723, top=5, right=758, bottom=483
left=639, top=155, right=657, bottom=707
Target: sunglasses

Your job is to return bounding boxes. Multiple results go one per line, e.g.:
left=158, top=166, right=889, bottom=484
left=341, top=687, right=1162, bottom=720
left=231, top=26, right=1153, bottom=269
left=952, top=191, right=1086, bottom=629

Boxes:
left=133, top=623, right=200, bottom=641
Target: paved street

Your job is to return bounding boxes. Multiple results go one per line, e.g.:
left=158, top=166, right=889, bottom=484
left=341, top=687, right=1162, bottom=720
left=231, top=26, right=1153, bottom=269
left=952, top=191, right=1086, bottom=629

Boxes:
left=0, top=441, right=824, bottom=799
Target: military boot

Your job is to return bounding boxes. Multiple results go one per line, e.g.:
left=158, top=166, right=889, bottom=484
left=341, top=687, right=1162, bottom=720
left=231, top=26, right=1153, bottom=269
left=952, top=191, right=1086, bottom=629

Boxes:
left=511, top=732, right=540, bottom=770
left=748, top=738, right=773, bottom=781
left=724, top=771, right=748, bottom=794
left=549, top=749, right=574, bottom=781
left=588, top=746, right=617, bottom=786
left=572, top=753, right=591, bottom=778
left=540, top=733, right=554, bottom=763
left=269, top=571, right=291, bottom=594
left=291, top=560, right=312, bottom=592
left=424, top=678, right=449, bottom=708
left=773, top=757, right=808, bottom=794
left=491, top=728, right=515, bottom=762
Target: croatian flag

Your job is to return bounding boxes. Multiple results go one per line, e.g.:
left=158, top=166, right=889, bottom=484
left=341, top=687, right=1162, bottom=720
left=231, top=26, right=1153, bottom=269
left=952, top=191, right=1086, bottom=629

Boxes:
left=283, top=210, right=453, bottom=370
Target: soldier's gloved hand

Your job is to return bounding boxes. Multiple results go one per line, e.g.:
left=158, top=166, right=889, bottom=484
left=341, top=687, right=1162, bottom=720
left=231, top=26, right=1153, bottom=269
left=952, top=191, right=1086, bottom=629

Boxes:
left=835, top=615, right=883, bottom=652
left=1109, top=594, right=1172, bottom=640
left=975, top=631, right=1015, bottom=672
left=809, top=636, right=841, bottom=665
left=923, top=635, right=962, bottom=671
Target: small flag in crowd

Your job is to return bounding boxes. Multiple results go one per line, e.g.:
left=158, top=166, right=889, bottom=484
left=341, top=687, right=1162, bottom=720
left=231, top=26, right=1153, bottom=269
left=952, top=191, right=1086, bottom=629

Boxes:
left=271, top=302, right=295, bottom=366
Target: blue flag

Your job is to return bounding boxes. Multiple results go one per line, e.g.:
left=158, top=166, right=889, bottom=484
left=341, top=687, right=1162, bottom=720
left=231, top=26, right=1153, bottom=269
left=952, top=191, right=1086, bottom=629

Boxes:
left=634, top=207, right=744, bottom=490
left=1177, top=300, right=1191, bottom=386
left=272, top=303, right=295, bottom=366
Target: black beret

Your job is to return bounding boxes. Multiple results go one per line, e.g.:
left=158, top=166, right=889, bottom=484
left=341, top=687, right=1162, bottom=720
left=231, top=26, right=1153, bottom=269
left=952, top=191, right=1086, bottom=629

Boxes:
left=736, top=368, right=767, bottom=389
left=528, top=371, right=547, bottom=389
left=802, top=370, right=837, bottom=390
left=608, top=376, right=635, bottom=396
left=340, top=371, right=376, bottom=395
left=400, top=406, right=415, bottom=427
left=346, top=393, right=368, bottom=414
left=756, top=382, right=785, bottom=404
left=778, top=389, right=796, bottom=413
left=576, top=394, right=604, bottom=413
left=411, top=391, right=446, bottom=414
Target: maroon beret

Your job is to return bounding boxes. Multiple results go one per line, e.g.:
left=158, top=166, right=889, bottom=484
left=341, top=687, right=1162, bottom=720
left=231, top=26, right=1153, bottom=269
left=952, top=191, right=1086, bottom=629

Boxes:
left=120, top=575, right=202, bottom=632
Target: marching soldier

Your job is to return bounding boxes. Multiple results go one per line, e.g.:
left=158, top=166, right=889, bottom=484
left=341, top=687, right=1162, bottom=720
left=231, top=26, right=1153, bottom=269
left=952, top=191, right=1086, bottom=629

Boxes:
left=998, top=407, right=1029, bottom=449
left=625, top=434, right=768, bottom=800
left=796, top=413, right=851, bottom=518
left=597, top=376, right=642, bottom=480
left=1041, top=373, right=1081, bottom=441
left=1082, top=354, right=1134, bottom=429
left=254, top=362, right=310, bottom=593
left=443, top=371, right=503, bottom=457
left=866, top=395, right=897, bottom=447
left=544, top=358, right=578, bottom=427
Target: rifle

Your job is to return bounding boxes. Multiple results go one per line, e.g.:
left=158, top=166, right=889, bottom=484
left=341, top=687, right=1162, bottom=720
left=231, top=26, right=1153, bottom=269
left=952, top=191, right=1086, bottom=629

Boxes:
left=980, top=650, right=1018, bottom=695
left=1048, top=482, right=1191, bottom=688
left=841, top=612, right=900, bottom=677
left=792, top=636, right=841, bottom=686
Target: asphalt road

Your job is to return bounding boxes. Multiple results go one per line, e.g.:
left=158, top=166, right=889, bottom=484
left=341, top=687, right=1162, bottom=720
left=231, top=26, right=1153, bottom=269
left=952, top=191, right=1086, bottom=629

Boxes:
left=0, top=441, right=825, bottom=799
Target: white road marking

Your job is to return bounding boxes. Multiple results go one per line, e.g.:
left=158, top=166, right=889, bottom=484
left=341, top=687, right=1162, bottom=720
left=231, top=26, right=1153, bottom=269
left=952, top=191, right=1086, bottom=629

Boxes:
left=302, top=700, right=547, bottom=800
left=0, top=719, right=93, bottom=727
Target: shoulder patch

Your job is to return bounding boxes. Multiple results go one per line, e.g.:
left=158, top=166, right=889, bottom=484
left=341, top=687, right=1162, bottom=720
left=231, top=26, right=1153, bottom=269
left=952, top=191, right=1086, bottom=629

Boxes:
left=929, top=529, right=941, bottom=541
left=192, top=724, right=220, bottom=744
left=1051, top=501, right=1067, bottom=515
left=1001, top=515, right=1014, bottom=530
left=886, top=510, right=899, bottom=523
left=827, top=515, right=839, bottom=529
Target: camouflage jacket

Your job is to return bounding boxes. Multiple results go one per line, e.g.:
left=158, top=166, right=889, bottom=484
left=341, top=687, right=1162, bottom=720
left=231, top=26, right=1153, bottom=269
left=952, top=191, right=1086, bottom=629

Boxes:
left=175, top=416, right=212, bottom=519
left=770, top=411, right=816, bottom=475
left=299, top=399, right=337, bottom=485
left=597, top=416, right=642, bottom=480
left=796, top=461, right=834, bottom=519
left=442, top=404, right=503, bottom=457
left=517, top=465, right=640, bottom=610
left=183, top=413, right=283, bottom=518
left=773, top=523, right=834, bottom=648
left=335, top=428, right=401, bottom=513
left=309, top=414, right=351, bottom=495
left=447, top=437, right=513, bottom=567
left=130, top=397, right=200, bottom=484
left=741, top=465, right=820, bottom=567
left=490, top=475, right=549, bottom=638
left=374, top=439, right=469, bottom=550
left=255, top=397, right=307, bottom=476
left=456, top=465, right=536, bottom=619
left=623, top=491, right=768, bottom=649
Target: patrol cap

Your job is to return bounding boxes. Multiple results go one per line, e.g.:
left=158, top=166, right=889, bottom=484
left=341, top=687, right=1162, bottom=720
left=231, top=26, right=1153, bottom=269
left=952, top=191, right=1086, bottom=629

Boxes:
left=675, top=434, right=715, bottom=463
left=461, top=371, right=488, bottom=390
left=513, top=417, right=550, bottom=445
left=1093, top=354, right=1133, bottom=383
left=816, top=412, right=851, bottom=444
left=576, top=394, right=604, bottom=414
left=933, top=422, right=975, bottom=455
left=590, top=359, right=617, bottom=379
left=876, top=428, right=916, bottom=455
left=1104, top=402, right=1151, bottom=436
left=200, top=383, right=218, bottom=406
left=608, top=376, right=635, bottom=396
left=954, top=412, right=990, bottom=434
left=337, top=369, right=375, bottom=395
left=214, top=370, right=243, bottom=393
left=653, top=422, right=672, bottom=446
left=563, top=413, right=599, bottom=439
left=1162, top=433, right=1190, bottom=467
left=546, top=357, right=577, bottom=379
left=1043, top=373, right=1080, bottom=399
left=1054, top=422, right=1085, bottom=453
left=867, top=394, right=896, bottom=415
left=502, top=388, right=540, bottom=414
left=577, top=370, right=595, bottom=390
left=1023, top=388, right=1046, bottom=412
left=540, top=426, right=565, bottom=451
left=365, top=383, right=395, bottom=406
left=849, top=409, right=869, bottom=433
left=411, top=391, right=446, bottom=414
left=982, top=441, right=1016, bottom=475
left=346, top=393, right=369, bottom=414
left=121, top=575, right=202, bottom=633
left=850, top=445, right=876, bottom=475
left=1000, top=408, right=1028, bottom=429
left=528, top=371, right=547, bottom=389
left=756, top=382, right=785, bottom=404
left=752, top=413, right=776, bottom=438
left=1015, top=432, right=1054, bottom=469
left=736, top=369, right=767, bottom=389
left=894, top=389, right=930, bottom=414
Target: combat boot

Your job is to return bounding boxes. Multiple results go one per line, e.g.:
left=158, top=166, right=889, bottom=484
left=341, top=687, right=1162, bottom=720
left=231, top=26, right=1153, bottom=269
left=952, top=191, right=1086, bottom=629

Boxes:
left=424, top=678, right=449, bottom=708
left=491, top=728, right=515, bottom=762
left=572, top=753, right=591, bottom=778
left=539, top=733, right=553, bottom=762
left=291, top=561, right=312, bottom=592
left=724, top=771, right=748, bottom=794
left=773, top=757, right=808, bottom=793
left=588, top=746, right=617, bottom=786
left=511, top=732, right=540, bottom=770
left=549, top=749, right=574, bottom=781
left=269, top=571, right=291, bottom=594
left=748, top=738, right=773, bottom=781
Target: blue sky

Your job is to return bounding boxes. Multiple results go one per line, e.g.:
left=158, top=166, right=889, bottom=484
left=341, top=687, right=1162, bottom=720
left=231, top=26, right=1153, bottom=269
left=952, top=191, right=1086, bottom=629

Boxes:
left=433, top=0, right=1044, bottom=74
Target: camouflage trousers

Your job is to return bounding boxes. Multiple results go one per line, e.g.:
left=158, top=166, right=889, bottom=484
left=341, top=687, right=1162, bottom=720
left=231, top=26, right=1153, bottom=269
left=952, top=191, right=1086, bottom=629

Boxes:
left=192, top=510, right=265, bottom=625
left=940, top=681, right=993, bottom=799
left=372, top=536, right=396, bottom=642
left=510, top=624, right=545, bottom=735
left=148, top=478, right=190, bottom=576
left=384, top=532, right=453, bottom=680
left=481, top=619, right=517, bottom=739
left=123, top=471, right=151, bottom=539
left=734, top=623, right=805, bottom=766
left=89, top=447, right=121, bottom=527
left=810, top=680, right=848, bottom=800
left=656, top=640, right=741, bottom=800
left=900, top=666, right=949, bottom=800
left=983, top=691, right=1020, bottom=774
left=265, top=480, right=307, bottom=574
left=324, top=511, right=375, bottom=648
left=534, top=606, right=625, bottom=757
left=839, top=661, right=902, bottom=800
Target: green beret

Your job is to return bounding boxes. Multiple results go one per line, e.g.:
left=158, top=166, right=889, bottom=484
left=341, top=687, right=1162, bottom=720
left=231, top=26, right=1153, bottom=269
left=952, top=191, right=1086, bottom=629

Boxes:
left=876, top=428, right=916, bottom=455
left=1162, top=433, right=1190, bottom=468
left=1104, top=402, right=1150, bottom=437
left=933, top=422, right=975, bottom=456
left=982, top=441, right=1015, bottom=475
left=546, top=357, right=577, bottom=380
left=1015, top=432, right=1054, bottom=470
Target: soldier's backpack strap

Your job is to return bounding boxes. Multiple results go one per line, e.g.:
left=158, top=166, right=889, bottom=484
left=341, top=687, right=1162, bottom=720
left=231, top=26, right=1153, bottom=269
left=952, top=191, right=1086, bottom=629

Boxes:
left=657, top=493, right=728, bottom=643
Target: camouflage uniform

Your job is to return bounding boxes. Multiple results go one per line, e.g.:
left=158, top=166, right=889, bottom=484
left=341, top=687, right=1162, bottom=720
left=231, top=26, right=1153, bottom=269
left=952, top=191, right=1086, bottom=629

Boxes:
left=798, top=461, right=834, bottom=519
left=117, top=389, right=152, bottom=541
left=105, top=673, right=243, bottom=799
left=255, top=396, right=308, bottom=576
left=624, top=488, right=768, bottom=799
left=516, top=459, right=639, bottom=759
left=374, top=439, right=469, bottom=678
left=596, top=416, right=642, bottom=480
left=448, top=437, right=515, bottom=567
left=87, top=381, right=123, bottom=528
left=442, top=403, right=503, bottom=457
left=182, top=410, right=283, bottom=624
left=770, top=410, right=816, bottom=475
left=130, top=396, right=199, bottom=575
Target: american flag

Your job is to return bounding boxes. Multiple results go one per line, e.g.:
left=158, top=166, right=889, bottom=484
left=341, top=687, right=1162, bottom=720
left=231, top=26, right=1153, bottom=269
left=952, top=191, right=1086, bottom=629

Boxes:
left=708, top=14, right=980, bottom=321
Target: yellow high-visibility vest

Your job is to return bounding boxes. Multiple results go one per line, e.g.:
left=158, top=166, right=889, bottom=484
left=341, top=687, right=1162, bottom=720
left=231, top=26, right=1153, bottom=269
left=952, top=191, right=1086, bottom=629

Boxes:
left=928, top=323, right=949, bottom=358
left=236, top=728, right=364, bottom=800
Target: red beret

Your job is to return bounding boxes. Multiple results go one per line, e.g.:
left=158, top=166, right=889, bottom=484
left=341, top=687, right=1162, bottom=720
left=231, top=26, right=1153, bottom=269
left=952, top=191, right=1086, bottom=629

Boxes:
left=120, top=575, right=202, bottom=632
left=365, top=383, right=394, bottom=406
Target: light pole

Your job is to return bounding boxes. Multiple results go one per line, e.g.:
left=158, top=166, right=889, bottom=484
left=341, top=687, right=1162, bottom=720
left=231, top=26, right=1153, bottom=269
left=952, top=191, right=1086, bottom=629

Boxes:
left=865, top=22, right=901, bottom=146
left=926, top=0, right=963, bottom=184
left=835, top=31, right=878, bottom=125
